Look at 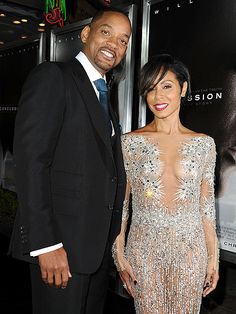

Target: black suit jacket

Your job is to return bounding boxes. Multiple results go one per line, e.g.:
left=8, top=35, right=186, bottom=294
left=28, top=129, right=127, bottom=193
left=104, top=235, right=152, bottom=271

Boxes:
left=9, top=58, right=126, bottom=274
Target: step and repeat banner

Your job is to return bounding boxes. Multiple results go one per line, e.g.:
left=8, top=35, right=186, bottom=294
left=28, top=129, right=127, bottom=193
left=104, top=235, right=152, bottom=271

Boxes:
left=140, top=0, right=236, bottom=258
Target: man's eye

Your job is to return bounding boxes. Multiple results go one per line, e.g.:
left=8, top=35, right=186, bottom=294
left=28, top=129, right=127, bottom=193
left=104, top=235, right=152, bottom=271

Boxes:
left=101, top=30, right=110, bottom=35
left=120, top=39, right=128, bottom=46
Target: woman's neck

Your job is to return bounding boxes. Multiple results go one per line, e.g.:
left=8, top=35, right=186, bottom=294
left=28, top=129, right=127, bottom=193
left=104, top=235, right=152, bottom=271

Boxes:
left=151, top=117, right=185, bottom=135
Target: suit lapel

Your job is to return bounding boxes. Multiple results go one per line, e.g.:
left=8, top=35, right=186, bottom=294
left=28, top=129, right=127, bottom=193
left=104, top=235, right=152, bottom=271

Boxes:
left=68, top=59, right=114, bottom=158
left=108, top=91, right=120, bottom=137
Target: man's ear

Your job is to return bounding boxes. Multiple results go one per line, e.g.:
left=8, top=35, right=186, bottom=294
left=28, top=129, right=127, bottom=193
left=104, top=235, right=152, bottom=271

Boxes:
left=81, top=25, right=90, bottom=44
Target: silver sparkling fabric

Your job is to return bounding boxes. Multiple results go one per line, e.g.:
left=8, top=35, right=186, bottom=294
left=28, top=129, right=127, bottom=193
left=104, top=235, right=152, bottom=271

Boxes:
left=112, top=134, right=219, bottom=314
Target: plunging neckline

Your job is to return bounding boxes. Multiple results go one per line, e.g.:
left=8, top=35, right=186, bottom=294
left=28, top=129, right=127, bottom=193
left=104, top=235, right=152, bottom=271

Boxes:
left=122, top=133, right=210, bottom=212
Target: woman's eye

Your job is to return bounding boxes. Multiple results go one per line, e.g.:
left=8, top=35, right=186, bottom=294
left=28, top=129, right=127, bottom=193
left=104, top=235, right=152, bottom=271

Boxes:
left=163, top=84, right=172, bottom=89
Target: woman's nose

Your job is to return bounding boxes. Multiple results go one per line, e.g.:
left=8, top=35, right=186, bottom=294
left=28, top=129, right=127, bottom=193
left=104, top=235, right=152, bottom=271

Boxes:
left=153, top=88, right=163, bottom=99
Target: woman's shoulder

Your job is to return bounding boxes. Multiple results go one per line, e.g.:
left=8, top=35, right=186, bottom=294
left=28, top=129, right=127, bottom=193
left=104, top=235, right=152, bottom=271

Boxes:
left=192, top=132, right=215, bottom=144
left=187, top=132, right=216, bottom=154
left=121, top=128, right=152, bottom=152
left=122, top=125, right=153, bottom=137
left=121, top=130, right=143, bottom=142
left=183, top=129, right=215, bottom=144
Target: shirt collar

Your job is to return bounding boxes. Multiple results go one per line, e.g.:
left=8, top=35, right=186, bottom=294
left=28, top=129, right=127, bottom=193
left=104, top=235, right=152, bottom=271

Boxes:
left=76, top=51, right=106, bottom=83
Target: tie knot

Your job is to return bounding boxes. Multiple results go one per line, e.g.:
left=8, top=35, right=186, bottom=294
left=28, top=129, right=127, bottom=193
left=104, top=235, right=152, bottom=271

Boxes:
left=93, top=78, right=108, bottom=92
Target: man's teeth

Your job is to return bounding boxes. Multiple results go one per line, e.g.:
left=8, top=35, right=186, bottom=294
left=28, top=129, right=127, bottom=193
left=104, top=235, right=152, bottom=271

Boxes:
left=101, top=50, right=114, bottom=58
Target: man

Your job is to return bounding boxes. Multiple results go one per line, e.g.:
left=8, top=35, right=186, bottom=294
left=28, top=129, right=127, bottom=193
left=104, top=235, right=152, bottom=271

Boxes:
left=9, top=9, right=131, bottom=314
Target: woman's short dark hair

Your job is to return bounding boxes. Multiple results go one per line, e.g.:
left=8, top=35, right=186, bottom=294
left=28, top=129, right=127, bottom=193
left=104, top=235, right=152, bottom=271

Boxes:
left=140, top=54, right=191, bottom=103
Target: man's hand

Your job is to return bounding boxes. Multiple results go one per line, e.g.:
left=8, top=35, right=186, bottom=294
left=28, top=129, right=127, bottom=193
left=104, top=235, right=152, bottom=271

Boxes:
left=38, top=247, right=72, bottom=289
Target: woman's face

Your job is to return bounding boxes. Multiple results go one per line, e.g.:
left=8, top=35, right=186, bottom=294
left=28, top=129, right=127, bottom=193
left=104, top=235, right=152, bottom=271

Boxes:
left=146, top=70, right=187, bottom=120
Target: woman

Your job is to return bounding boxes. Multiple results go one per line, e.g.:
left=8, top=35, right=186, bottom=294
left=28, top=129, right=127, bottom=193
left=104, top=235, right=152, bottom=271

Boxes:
left=112, top=54, right=219, bottom=313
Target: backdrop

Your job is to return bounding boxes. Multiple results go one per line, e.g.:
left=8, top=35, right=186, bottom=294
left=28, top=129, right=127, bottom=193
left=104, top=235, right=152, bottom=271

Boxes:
left=140, top=0, right=236, bottom=255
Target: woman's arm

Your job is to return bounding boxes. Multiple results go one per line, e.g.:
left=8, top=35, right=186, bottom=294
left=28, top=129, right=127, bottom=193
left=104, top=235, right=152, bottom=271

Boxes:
left=112, top=181, right=137, bottom=297
left=200, top=138, right=219, bottom=297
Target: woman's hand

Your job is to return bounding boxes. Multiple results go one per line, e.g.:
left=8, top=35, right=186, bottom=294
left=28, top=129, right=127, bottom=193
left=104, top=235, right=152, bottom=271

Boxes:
left=119, top=258, right=137, bottom=297
left=203, top=263, right=219, bottom=297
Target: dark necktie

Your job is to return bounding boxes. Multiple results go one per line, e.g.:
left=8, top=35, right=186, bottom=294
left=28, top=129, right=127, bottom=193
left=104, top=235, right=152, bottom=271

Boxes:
left=93, top=78, right=109, bottom=117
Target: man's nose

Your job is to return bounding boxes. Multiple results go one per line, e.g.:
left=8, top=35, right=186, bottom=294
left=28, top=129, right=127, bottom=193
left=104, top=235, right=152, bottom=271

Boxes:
left=106, top=36, right=118, bottom=49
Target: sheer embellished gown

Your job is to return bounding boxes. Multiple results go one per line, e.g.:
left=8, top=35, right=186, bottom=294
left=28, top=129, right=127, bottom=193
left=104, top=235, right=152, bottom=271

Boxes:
left=113, top=133, right=218, bottom=314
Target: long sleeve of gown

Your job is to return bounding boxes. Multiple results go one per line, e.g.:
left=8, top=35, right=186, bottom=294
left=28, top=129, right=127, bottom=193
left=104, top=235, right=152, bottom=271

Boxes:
left=112, top=182, right=131, bottom=272
left=199, top=139, right=219, bottom=271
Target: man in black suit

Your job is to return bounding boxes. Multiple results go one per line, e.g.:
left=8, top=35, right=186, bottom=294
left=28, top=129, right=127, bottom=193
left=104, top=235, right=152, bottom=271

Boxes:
left=9, top=8, right=131, bottom=314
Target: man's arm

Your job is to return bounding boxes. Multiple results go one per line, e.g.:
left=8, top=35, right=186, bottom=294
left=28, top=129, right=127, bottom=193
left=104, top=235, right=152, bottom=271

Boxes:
left=30, top=243, right=63, bottom=257
left=14, top=62, right=71, bottom=287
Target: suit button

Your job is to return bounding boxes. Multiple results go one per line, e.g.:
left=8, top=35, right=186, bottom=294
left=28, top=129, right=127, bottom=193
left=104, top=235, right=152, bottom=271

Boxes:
left=108, top=204, right=113, bottom=210
left=21, top=235, right=27, bottom=243
left=111, top=177, right=117, bottom=183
